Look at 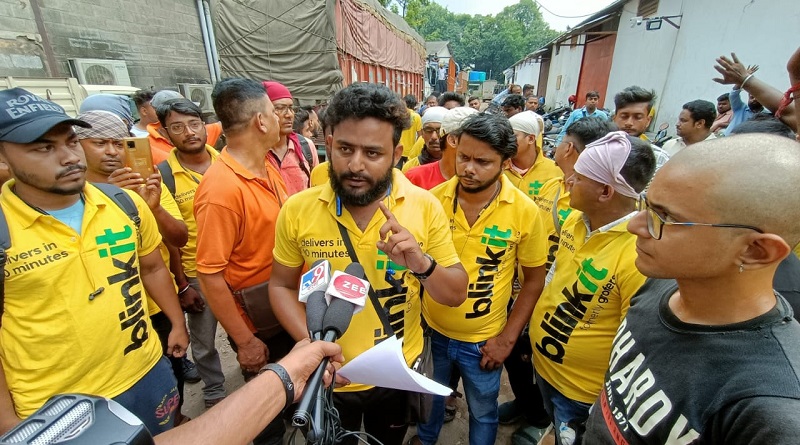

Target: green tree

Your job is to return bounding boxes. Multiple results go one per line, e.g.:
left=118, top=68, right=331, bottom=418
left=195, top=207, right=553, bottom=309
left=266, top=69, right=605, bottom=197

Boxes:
left=402, top=0, right=559, bottom=82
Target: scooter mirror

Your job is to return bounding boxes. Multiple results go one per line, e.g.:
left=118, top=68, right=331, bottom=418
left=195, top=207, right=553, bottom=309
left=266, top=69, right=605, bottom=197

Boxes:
left=658, top=122, right=669, bottom=131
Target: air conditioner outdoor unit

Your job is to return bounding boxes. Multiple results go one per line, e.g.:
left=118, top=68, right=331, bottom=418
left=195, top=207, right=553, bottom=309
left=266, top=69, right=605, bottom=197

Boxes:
left=178, top=83, right=214, bottom=113
left=68, top=58, right=132, bottom=86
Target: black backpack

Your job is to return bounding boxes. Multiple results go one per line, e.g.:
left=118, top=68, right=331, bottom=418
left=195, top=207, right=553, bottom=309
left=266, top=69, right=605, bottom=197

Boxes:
left=0, top=183, right=140, bottom=325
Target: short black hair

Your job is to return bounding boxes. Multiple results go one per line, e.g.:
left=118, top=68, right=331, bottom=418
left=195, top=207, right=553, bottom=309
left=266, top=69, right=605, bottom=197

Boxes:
left=132, top=89, right=156, bottom=109
left=614, top=86, right=657, bottom=112
left=683, top=100, right=716, bottom=129
left=403, top=94, right=418, bottom=109
left=717, top=93, right=730, bottom=102
left=523, top=84, right=534, bottom=92
left=156, top=98, right=203, bottom=128
left=501, top=94, right=525, bottom=110
left=326, top=83, right=410, bottom=146
left=468, top=96, right=479, bottom=102
left=452, top=113, right=517, bottom=161
left=211, top=78, right=269, bottom=134
left=620, top=135, right=656, bottom=193
left=731, top=114, right=796, bottom=139
left=317, top=106, right=328, bottom=134
left=565, top=116, right=618, bottom=151
left=586, top=91, right=600, bottom=99
left=438, top=92, right=465, bottom=107
left=293, top=107, right=310, bottom=134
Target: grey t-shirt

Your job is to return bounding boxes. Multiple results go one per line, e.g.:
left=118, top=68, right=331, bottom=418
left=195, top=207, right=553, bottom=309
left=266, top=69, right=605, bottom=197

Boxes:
left=583, top=278, right=800, bottom=444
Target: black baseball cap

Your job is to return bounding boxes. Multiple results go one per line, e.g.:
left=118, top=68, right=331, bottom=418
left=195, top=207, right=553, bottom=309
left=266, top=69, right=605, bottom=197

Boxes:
left=0, top=88, right=90, bottom=143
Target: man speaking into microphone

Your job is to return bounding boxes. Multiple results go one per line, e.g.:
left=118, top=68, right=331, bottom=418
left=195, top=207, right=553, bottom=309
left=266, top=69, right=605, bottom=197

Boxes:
left=270, top=83, right=468, bottom=445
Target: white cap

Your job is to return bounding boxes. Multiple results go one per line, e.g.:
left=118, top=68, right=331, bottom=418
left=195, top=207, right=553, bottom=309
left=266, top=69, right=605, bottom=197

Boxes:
left=509, top=111, right=542, bottom=136
left=441, top=106, right=479, bottom=135
left=421, top=106, right=448, bottom=125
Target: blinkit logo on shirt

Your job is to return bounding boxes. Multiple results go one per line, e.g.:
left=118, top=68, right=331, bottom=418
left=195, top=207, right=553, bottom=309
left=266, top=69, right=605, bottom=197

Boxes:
left=96, top=224, right=149, bottom=355
left=528, top=180, right=545, bottom=196
left=373, top=249, right=409, bottom=343
left=467, top=225, right=513, bottom=319
left=536, top=257, right=613, bottom=364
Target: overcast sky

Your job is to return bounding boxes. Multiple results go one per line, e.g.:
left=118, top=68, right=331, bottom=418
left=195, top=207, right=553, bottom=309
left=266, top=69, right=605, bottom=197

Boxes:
left=432, top=0, right=617, bottom=31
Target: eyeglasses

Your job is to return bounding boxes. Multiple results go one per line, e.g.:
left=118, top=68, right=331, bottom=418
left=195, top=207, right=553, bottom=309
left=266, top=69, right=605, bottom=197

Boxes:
left=638, top=192, right=764, bottom=240
left=274, top=105, right=295, bottom=115
left=422, top=127, right=440, bottom=136
left=167, top=120, right=204, bottom=135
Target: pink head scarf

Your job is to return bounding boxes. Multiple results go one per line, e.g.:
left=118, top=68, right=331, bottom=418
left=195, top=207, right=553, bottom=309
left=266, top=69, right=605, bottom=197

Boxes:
left=573, top=131, right=639, bottom=199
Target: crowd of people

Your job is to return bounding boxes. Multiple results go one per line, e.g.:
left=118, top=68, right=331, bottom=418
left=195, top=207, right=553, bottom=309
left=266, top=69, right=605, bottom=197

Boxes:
left=0, top=46, right=798, bottom=445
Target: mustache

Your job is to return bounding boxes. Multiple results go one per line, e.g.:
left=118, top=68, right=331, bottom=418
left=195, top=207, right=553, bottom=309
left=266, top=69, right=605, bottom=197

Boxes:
left=56, top=164, right=87, bottom=179
left=339, top=172, right=370, bottom=181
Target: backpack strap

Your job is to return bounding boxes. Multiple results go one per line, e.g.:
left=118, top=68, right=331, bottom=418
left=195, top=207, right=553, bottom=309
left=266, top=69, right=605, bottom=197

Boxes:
left=336, top=221, right=394, bottom=337
left=157, top=161, right=176, bottom=197
left=297, top=136, right=314, bottom=168
left=0, top=205, right=8, bottom=326
left=91, top=182, right=140, bottom=230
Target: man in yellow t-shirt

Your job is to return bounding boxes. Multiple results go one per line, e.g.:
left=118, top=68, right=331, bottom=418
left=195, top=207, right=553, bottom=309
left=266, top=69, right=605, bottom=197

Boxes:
left=401, top=106, right=447, bottom=172
left=269, top=83, right=468, bottom=445
left=75, top=109, right=194, bottom=422
left=0, top=88, right=188, bottom=435
left=536, top=116, right=617, bottom=271
left=156, top=98, right=228, bottom=409
left=530, top=132, right=656, bottom=445
left=505, top=111, right=562, bottom=199
left=414, top=113, right=547, bottom=445
left=400, top=95, right=423, bottom=161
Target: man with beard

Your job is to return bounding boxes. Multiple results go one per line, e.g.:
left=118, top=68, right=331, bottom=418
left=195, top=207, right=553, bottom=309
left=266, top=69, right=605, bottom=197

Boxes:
left=269, top=83, right=468, bottom=445
left=0, top=88, right=188, bottom=434
left=412, top=113, right=547, bottom=445
left=401, top=106, right=447, bottom=173
left=195, top=78, right=289, bottom=445
left=611, top=86, right=671, bottom=171
left=504, top=111, right=561, bottom=199
left=155, top=98, right=228, bottom=410
left=711, top=93, right=732, bottom=134
left=263, top=81, right=318, bottom=196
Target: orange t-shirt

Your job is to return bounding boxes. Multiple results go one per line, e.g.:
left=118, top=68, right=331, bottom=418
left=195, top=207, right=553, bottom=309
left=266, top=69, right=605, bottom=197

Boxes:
left=147, top=122, right=223, bottom=164
left=194, top=149, right=288, bottom=291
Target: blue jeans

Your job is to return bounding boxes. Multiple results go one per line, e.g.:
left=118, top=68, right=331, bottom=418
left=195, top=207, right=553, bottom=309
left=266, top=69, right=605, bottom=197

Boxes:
left=535, top=372, right=592, bottom=445
left=417, top=330, right=501, bottom=445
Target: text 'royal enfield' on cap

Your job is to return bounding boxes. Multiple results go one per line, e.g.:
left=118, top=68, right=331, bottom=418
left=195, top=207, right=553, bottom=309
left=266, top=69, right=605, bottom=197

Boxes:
left=0, top=88, right=90, bottom=144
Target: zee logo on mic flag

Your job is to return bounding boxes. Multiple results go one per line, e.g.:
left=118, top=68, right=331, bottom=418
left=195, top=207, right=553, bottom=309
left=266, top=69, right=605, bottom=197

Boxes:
left=325, top=270, right=369, bottom=314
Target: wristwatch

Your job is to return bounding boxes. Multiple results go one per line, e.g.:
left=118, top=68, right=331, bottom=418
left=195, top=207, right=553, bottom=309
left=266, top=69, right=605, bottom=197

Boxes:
left=411, top=253, right=437, bottom=280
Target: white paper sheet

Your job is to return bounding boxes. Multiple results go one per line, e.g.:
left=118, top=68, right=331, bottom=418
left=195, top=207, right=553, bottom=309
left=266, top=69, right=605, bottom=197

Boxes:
left=337, top=336, right=451, bottom=396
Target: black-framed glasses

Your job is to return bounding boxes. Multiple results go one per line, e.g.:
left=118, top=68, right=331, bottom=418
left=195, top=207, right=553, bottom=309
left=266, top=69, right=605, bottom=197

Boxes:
left=638, top=192, right=764, bottom=240
left=167, top=120, right=204, bottom=135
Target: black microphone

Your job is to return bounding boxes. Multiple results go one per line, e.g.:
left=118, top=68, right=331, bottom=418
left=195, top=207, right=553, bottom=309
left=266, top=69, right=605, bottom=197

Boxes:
left=293, top=263, right=367, bottom=432
left=303, top=260, right=330, bottom=341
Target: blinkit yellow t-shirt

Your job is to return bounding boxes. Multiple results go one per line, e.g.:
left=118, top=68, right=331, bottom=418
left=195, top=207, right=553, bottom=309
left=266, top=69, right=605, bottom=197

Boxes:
left=424, top=175, right=547, bottom=342
left=273, top=170, right=460, bottom=392
left=530, top=210, right=647, bottom=404
left=0, top=181, right=164, bottom=417
left=535, top=176, right=573, bottom=272
left=165, top=145, right=219, bottom=278
left=504, top=148, right=562, bottom=199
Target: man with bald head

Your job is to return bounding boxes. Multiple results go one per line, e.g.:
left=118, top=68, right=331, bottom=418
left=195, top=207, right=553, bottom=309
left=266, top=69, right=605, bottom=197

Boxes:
left=584, top=134, right=800, bottom=443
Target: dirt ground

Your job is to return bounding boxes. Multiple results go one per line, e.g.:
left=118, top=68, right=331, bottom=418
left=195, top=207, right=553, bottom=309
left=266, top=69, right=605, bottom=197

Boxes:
left=181, top=324, right=531, bottom=444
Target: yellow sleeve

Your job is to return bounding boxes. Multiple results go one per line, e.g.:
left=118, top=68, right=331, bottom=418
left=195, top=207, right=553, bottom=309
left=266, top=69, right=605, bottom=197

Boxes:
left=423, top=198, right=460, bottom=268
left=408, top=137, right=424, bottom=159
left=412, top=112, right=422, bottom=133
left=272, top=199, right=305, bottom=268
left=517, top=203, right=548, bottom=268
left=124, top=189, right=162, bottom=257
left=159, top=184, right=184, bottom=221
left=616, top=246, right=648, bottom=320
left=311, top=162, right=329, bottom=187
